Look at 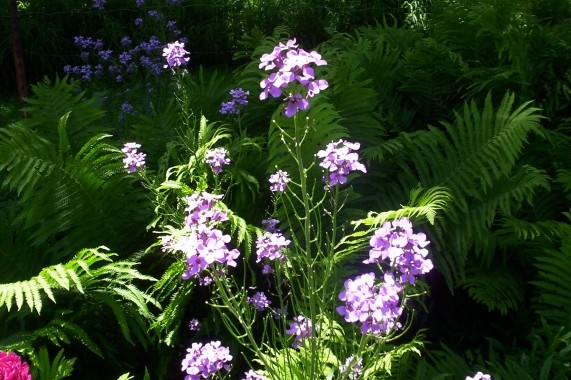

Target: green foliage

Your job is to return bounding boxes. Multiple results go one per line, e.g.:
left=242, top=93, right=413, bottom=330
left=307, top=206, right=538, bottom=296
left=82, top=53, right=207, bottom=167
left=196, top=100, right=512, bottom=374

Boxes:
left=21, top=76, right=108, bottom=152
left=29, top=348, right=76, bottom=380
left=0, top=112, right=150, bottom=260
left=367, top=92, right=546, bottom=287
left=532, top=235, right=571, bottom=330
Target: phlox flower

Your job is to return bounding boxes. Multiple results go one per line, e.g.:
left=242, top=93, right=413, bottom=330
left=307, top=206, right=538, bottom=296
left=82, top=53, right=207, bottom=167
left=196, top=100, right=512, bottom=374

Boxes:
left=181, top=341, right=232, bottom=379
left=258, top=38, right=328, bottom=117
left=365, top=217, right=433, bottom=284
left=337, top=272, right=403, bottom=336
left=247, top=291, right=271, bottom=311
left=286, top=315, right=313, bottom=348
left=269, top=170, right=290, bottom=192
left=205, top=147, right=231, bottom=174
left=317, top=140, right=366, bottom=186
left=163, top=40, right=190, bottom=69
left=220, top=88, right=249, bottom=115
left=256, top=231, right=290, bottom=262
left=121, top=142, right=146, bottom=173
left=188, top=318, right=201, bottom=331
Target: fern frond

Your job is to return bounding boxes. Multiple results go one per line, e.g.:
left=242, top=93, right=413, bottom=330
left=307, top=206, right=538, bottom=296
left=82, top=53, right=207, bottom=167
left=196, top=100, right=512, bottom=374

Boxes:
left=353, top=186, right=452, bottom=229
left=463, top=268, right=525, bottom=314
left=531, top=236, right=571, bottom=329
left=21, top=75, right=108, bottom=152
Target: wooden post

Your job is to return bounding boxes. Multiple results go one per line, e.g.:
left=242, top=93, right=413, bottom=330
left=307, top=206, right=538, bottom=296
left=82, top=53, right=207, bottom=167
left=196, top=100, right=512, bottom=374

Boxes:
left=8, top=0, right=28, bottom=114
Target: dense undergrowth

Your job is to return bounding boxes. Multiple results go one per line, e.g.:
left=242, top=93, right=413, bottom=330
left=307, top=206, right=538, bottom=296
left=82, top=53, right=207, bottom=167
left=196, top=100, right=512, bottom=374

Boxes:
left=1, top=0, right=571, bottom=379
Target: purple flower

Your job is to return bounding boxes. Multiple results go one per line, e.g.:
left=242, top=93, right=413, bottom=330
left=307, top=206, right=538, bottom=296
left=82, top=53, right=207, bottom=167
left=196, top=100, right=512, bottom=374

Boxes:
left=339, top=356, right=363, bottom=380
left=0, top=352, right=32, bottom=380
left=135, top=0, right=145, bottom=6
left=121, top=142, right=145, bottom=173
left=337, top=272, right=403, bottom=335
left=256, top=231, right=290, bottom=262
left=188, top=318, right=201, bottom=331
left=147, top=10, right=162, bottom=20
left=181, top=341, right=232, bottom=379
left=74, top=36, right=93, bottom=49
left=364, top=217, right=433, bottom=284
left=92, top=0, right=106, bottom=9
left=163, top=192, right=240, bottom=280
left=163, top=40, right=190, bottom=69
left=261, top=218, right=280, bottom=233
left=261, top=264, right=274, bottom=275
left=243, top=370, right=268, bottom=380
left=198, top=276, right=213, bottom=286
left=247, top=291, right=271, bottom=311
left=119, top=51, right=132, bottom=65
left=317, top=140, right=366, bottom=186
left=98, top=49, right=113, bottom=61
left=285, top=315, right=313, bottom=348
left=121, top=36, right=132, bottom=46
left=166, top=20, right=177, bottom=30
left=269, top=170, right=290, bottom=192
left=220, top=88, right=249, bottom=115
left=134, top=17, right=144, bottom=26
left=205, top=148, right=231, bottom=173
left=466, top=372, right=492, bottom=380
left=258, top=38, right=328, bottom=117
left=284, top=93, right=309, bottom=117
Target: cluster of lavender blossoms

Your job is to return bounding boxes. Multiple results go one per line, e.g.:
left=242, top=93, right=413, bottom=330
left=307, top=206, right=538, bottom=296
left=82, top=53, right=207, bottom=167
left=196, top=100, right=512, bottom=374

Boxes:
left=317, top=140, right=367, bottom=186
left=256, top=230, right=291, bottom=263
left=66, top=1, right=186, bottom=84
left=181, top=341, right=232, bottom=380
left=337, top=217, right=433, bottom=335
left=122, top=142, right=146, bottom=173
left=364, top=217, right=433, bottom=285
left=220, top=88, right=249, bottom=115
left=162, top=40, right=190, bottom=69
left=259, top=38, right=329, bottom=117
left=268, top=170, right=290, bottom=192
left=337, top=272, right=403, bottom=335
left=205, top=148, right=231, bottom=174
left=247, top=291, right=271, bottom=311
left=162, top=192, right=240, bottom=280
left=285, top=315, right=314, bottom=348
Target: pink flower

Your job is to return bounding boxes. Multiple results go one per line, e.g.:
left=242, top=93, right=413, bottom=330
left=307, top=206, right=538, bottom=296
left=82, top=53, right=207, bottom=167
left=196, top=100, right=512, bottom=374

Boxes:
left=0, top=352, right=32, bottom=380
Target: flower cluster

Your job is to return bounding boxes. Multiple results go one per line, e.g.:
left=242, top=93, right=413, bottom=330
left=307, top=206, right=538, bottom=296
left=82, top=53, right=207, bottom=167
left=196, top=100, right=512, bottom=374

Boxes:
left=65, top=3, right=185, bottom=85
left=336, top=272, right=404, bottom=335
left=256, top=231, right=291, bottom=263
left=122, top=142, right=146, bottom=173
left=247, top=291, right=271, bottom=311
left=285, top=315, right=313, bottom=348
left=317, top=140, right=366, bottom=186
left=188, top=318, right=201, bottom=331
left=162, top=40, right=190, bottom=69
left=365, top=217, right=433, bottom=285
left=269, top=170, right=290, bottom=192
left=466, top=372, right=492, bottom=380
left=220, top=88, right=249, bottom=115
left=243, top=370, right=268, bottom=380
left=162, top=192, right=240, bottom=280
left=181, top=341, right=232, bottom=379
left=0, top=351, right=31, bottom=380
left=205, top=148, right=231, bottom=174
left=339, top=356, right=363, bottom=380
left=261, top=218, right=280, bottom=233
left=259, top=38, right=329, bottom=117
